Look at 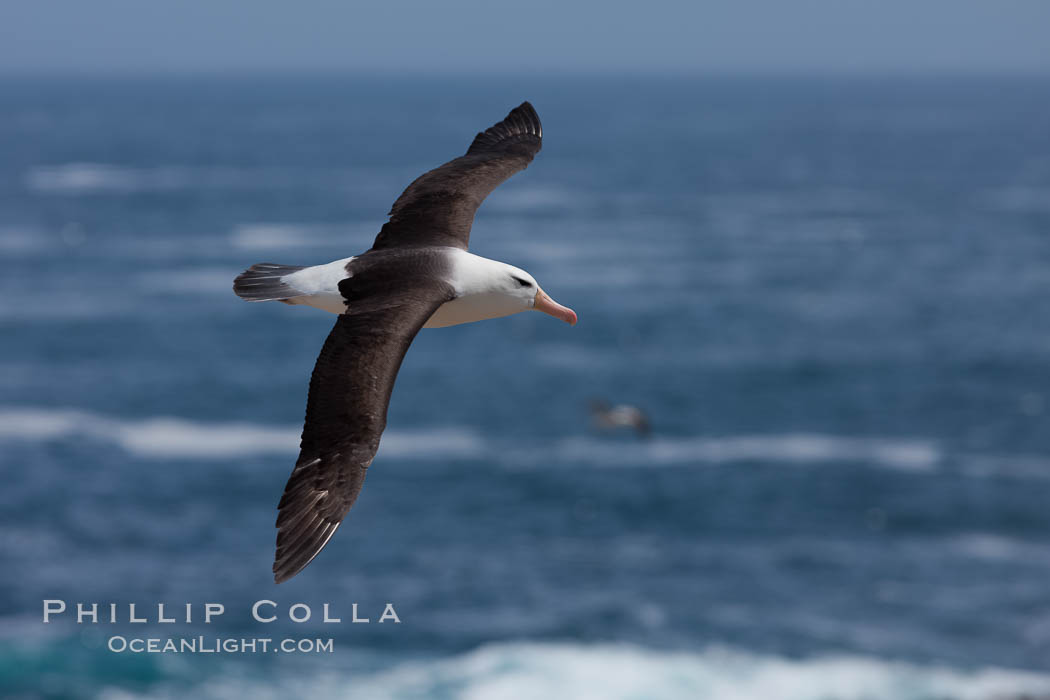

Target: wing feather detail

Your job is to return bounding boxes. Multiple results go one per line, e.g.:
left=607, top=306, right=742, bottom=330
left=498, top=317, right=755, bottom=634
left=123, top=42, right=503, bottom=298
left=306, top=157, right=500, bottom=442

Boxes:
left=370, top=102, right=542, bottom=251
left=272, top=276, right=454, bottom=583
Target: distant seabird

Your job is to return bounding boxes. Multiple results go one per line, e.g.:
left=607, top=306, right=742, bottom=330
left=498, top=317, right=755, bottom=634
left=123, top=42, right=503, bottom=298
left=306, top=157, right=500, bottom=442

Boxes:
left=589, top=400, right=651, bottom=437
left=233, top=102, right=576, bottom=583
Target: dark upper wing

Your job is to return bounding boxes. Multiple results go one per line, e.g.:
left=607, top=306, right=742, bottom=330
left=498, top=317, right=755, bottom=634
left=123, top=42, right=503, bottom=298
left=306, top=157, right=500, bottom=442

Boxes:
left=370, top=101, right=542, bottom=251
left=273, top=278, right=454, bottom=583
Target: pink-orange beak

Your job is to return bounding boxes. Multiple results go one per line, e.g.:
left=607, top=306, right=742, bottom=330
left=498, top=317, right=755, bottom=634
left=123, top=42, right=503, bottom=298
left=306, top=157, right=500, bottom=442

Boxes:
left=534, top=288, right=577, bottom=326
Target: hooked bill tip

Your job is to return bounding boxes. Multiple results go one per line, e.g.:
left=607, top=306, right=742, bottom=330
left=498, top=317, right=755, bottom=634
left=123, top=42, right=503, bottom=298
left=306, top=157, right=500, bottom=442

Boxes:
left=535, top=289, right=577, bottom=325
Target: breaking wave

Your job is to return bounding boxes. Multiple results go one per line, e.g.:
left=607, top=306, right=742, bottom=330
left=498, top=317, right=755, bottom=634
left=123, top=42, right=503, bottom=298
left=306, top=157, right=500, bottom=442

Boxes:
left=0, top=227, right=46, bottom=253
left=0, top=406, right=947, bottom=472
left=93, top=642, right=1050, bottom=700
left=229, top=222, right=378, bottom=251
left=23, top=164, right=361, bottom=195
left=0, top=407, right=482, bottom=460
left=547, top=434, right=941, bottom=471
left=24, top=164, right=257, bottom=194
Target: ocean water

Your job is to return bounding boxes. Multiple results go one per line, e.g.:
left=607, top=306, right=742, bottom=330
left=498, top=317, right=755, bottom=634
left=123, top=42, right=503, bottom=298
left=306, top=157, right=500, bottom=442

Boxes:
left=1, top=76, right=1050, bottom=699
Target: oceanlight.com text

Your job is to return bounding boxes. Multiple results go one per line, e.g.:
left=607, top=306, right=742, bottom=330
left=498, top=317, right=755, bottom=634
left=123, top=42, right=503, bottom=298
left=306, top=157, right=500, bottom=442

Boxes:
left=107, top=636, right=334, bottom=654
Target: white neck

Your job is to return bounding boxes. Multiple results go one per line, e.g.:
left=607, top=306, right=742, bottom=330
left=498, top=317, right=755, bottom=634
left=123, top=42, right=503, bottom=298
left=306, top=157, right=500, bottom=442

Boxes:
left=444, top=249, right=515, bottom=296
left=423, top=249, right=532, bottom=328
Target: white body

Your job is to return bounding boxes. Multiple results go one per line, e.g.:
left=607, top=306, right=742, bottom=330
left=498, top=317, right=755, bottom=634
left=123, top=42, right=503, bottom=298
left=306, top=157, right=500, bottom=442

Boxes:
left=279, top=248, right=536, bottom=327
left=281, top=257, right=357, bottom=314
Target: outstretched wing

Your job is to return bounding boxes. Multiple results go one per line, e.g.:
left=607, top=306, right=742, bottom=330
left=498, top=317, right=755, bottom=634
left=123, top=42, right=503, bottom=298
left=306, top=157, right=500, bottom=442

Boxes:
left=370, top=101, right=543, bottom=251
left=273, top=278, right=454, bottom=583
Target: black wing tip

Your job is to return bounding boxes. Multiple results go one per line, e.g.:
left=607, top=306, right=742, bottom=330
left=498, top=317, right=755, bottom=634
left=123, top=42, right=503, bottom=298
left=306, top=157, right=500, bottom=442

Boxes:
left=272, top=464, right=343, bottom=584
left=273, top=564, right=301, bottom=584
left=511, top=101, right=541, bottom=136
left=272, top=516, right=341, bottom=584
left=466, top=101, right=542, bottom=155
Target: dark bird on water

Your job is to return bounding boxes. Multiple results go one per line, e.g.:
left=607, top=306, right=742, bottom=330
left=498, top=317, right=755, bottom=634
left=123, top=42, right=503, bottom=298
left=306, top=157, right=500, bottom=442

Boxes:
left=233, top=102, right=577, bottom=583
left=590, top=400, right=651, bottom=438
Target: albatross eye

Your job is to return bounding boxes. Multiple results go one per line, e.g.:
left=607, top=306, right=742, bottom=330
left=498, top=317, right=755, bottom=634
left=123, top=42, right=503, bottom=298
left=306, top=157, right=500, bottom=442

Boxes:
left=512, top=276, right=532, bottom=288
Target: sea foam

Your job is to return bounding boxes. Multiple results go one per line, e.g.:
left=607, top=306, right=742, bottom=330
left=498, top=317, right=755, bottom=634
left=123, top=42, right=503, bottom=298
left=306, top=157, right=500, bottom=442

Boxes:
left=92, top=642, right=1050, bottom=700
left=0, top=407, right=481, bottom=460
left=0, top=407, right=940, bottom=471
left=23, top=164, right=311, bottom=194
left=230, top=222, right=376, bottom=251
left=547, top=434, right=941, bottom=472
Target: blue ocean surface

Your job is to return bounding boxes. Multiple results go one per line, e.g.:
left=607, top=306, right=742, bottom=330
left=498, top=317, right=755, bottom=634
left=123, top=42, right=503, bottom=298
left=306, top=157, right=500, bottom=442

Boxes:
left=1, top=76, right=1050, bottom=699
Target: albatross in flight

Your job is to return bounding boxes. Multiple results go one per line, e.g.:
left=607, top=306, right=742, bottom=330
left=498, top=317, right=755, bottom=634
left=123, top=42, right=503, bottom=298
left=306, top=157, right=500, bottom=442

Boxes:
left=233, top=102, right=576, bottom=583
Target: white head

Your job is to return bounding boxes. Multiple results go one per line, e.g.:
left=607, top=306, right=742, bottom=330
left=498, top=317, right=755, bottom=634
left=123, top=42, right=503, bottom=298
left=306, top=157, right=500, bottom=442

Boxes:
left=494, top=263, right=578, bottom=325
left=436, top=252, right=577, bottom=328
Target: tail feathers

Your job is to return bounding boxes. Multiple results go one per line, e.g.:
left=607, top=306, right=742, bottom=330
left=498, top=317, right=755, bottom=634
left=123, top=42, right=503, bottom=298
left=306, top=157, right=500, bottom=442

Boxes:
left=233, top=263, right=306, bottom=301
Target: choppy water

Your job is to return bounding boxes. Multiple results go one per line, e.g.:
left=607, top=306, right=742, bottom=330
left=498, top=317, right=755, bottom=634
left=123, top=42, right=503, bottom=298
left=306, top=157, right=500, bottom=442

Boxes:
left=2, top=76, right=1050, bottom=699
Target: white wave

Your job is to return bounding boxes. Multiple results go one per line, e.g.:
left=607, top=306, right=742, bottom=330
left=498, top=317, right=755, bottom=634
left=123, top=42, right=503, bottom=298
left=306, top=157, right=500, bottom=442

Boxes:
left=0, top=407, right=482, bottom=460
left=548, top=434, right=940, bottom=471
left=984, top=187, right=1050, bottom=213
left=0, top=227, right=46, bottom=253
left=230, top=223, right=331, bottom=250
left=378, top=428, right=483, bottom=458
left=958, top=453, right=1050, bottom=481
left=26, top=163, right=145, bottom=193
left=947, top=533, right=1050, bottom=564
left=0, top=407, right=938, bottom=470
left=25, top=163, right=205, bottom=193
left=97, top=642, right=1050, bottom=700
left=140, top=268, right=239, bottom=294
left=483, top=186, right=581, bottom=213
left=230, top=222, right=376, bottom=251
left=24, top=163, right=313, bottom=194
left=0, top=295, right=154, bottom=320
left=493, top=228, right=686, bottom=264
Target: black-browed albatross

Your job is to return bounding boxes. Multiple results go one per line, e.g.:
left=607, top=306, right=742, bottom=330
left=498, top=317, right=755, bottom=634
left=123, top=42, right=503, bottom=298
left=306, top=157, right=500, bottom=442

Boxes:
left=233, top=102, right=576, bottom=583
